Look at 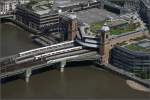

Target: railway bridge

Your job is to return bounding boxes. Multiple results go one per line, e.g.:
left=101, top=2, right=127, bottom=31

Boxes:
left=0, top=14, right=14, bottom=19
left=0, top=41, right=100, bottom=83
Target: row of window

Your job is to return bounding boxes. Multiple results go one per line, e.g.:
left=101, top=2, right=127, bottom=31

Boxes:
left=110, top=47, right=150, bottom=72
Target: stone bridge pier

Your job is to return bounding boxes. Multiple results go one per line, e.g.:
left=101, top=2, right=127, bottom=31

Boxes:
left=25, top=68, right=32, bottom=83
left=60, top=60, right=66, bottom=72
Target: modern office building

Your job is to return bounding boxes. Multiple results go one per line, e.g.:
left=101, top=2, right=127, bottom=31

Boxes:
left=15, top=0, right=60, bottom=33
left=110, top=38, right=150, bottom=78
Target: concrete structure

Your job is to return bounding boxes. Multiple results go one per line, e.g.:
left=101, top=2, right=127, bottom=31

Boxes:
left=14, top=0, right=104, bottom=36
left=110, top=44, right=150, bottom=72
left=75, top=13, right=148, bottom=48
left=74, top=11, right=150, bottom=78
left=0, top=41, right=99, bottom=82
left=102, top=0, right=130, bottom=14
left=66, top=14, right=78, bottom=41
left=123, top=0, right=140, bottom=11
left=60, top=14, right=78, bottom=41
left=139, top=0, right=150, bottom=32
left=60, top=60, right=66, bottom=72
left=25, top=68, right=32, bottom=83
left=15, top=0, right=59, bottom=33
left=110, top=39, right=150, bottom=79
left=76, top=8, right=118, bottom=24
left=14, top=0, right=130, bottom=37
left=0, top=0, right=29, bottom=15
left=109, top=0, right=150, bottom=31
left=99, top=24, right=111, bottom=64
left=57, top=0, right=101, bottom=12
left=109, top=0, right=140, bottom=11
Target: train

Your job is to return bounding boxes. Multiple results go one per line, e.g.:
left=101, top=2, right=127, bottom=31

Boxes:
left=17, top=41, right=74, bottom=58
left=34, top=46, right=83, bottom=60
left=15, top=46, right=82, bottom=64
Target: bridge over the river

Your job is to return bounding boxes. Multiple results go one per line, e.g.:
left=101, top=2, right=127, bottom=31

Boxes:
left=0, top=14, right=14, bottom=19
left=0, top=41, right=100, bottom=82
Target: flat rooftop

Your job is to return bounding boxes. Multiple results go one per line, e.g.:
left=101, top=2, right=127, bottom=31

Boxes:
left=24, top=1, right=57, bottom=15
left=37, top=0, right=93, bottom=9
left=76, top=8, right=119, bottom=24
left=89, top=19, right=130, bottom=35
left=23, top=0, right=97, bottom=15
left=124, top=38, right=150, bottom=53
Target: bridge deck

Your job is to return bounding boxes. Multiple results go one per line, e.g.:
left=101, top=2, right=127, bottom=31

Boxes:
left=0, top=50, right=98, bottom=78
left=0, top=14, right=14, bottom=19
left=0, top=40, right=100, bottom=78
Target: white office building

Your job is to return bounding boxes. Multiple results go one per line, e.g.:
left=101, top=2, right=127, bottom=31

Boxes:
left=0, top=0, right=29, bottom=15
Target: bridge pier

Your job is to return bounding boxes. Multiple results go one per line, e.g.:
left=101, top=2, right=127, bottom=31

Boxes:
left=25, top=68, right=32, bottom=83
left=100, top=0, right=104, bottom=9
left=13, top=15, right=16, bottom=20
left=60, top=60, right=66, bottom=72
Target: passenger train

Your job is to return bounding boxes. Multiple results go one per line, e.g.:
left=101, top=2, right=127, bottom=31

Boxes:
left=18, top=41, right=73, bottom=57
left=34, top=46, right=83, bottom=60
left=15, top=46, right=82, bottom=64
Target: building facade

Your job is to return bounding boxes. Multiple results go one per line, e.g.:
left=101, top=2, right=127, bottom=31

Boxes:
left=139, top=0, right=150, bottom=32
left=15, top=0, right=104, bottom=35
left=109, top=46, right=150, bottom=78
left=0, top=0, right=29, bottom=15
left=15, top=1, right=60, bottom=33
left=60, top=14, right=78, bottom=41
left=109, top=0, right=150, bottom=31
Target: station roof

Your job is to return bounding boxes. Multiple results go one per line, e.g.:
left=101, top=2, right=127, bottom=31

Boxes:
left=76, top=8, right=119, bottom=24
left=23, top=0, right=94, bottom=15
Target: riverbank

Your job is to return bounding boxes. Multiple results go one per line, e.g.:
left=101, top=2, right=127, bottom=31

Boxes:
left=5, top=22, right=22, bottom=30
left=1, top=18, right=40, bottom=34
left=126, top=80, right=150, bottom=92
left=3, top=22, right=50, bottom=47
left=3, top=21, right=62, bottom=47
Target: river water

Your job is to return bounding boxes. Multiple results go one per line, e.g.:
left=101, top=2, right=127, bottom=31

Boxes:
left=0, top=23, right=149, bottom=99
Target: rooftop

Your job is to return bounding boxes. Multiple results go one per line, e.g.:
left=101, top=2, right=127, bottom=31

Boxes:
left=124, top=38, right=150, bottom=53
left=110, top=24, right=135, bottom=36
left=23, top=0, right=97, bottom=15
left=76, top=8, right=118, bottom=24
left=24, top=0, right=55, bottom=15
left=89, top=19, right=136, bottom=36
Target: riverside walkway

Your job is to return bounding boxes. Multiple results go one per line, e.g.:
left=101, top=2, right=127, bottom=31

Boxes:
left=100, top=63, right=150, bottom=87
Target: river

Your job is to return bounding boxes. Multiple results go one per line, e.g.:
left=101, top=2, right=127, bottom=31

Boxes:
left=0, top=23, right=149, bottom=99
